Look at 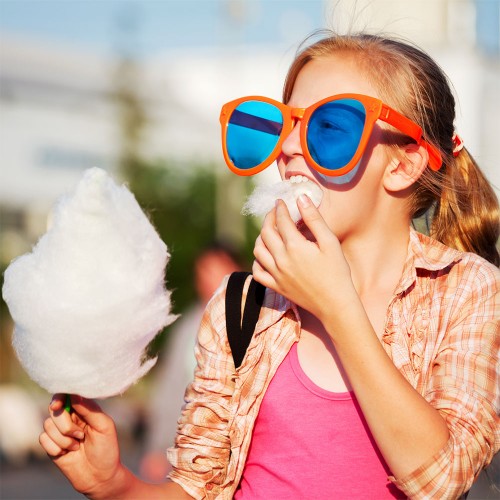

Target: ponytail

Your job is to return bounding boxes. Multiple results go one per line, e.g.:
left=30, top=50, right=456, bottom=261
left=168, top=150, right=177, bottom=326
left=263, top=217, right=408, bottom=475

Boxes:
left=430, top=149, right=499, bottom=266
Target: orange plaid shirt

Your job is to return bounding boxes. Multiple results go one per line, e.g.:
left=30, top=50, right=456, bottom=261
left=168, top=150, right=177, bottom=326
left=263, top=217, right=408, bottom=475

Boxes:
left=168, top=229, right=499, bottom=499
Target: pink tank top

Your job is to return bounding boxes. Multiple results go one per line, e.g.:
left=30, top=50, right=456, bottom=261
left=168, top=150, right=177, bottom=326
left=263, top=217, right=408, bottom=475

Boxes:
left=235, top=343, right=404, bottom=498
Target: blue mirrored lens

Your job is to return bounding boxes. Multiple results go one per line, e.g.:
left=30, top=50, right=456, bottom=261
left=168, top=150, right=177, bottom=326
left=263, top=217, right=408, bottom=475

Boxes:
left=227, top=100, right=283, bottom=170
left=307, top=99, right=366, bottom=171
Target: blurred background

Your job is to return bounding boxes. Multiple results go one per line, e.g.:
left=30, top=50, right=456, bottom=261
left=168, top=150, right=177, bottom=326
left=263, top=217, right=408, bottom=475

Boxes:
left=0, top=0, right=498, bottom=498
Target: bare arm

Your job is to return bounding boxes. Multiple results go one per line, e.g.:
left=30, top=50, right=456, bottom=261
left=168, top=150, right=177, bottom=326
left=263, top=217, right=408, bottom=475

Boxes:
left=39, top=395, right=192, bottom=499
left=318, top=292, right=450, bottom=478
left=115, top=469, right=192, bottom=499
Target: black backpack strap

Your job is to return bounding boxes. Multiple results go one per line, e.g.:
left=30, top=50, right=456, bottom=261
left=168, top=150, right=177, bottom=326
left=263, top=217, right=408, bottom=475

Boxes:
left=225, top=271, right=266, bottom=369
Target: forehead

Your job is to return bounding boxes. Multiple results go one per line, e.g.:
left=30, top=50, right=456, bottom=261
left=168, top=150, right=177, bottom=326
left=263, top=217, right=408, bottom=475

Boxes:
left=288, top=55, right=380, bottom=107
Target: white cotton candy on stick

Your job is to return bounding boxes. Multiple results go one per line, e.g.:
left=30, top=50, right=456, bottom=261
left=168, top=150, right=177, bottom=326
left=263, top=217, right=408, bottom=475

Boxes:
left=2, top=167, right=177, bottom=398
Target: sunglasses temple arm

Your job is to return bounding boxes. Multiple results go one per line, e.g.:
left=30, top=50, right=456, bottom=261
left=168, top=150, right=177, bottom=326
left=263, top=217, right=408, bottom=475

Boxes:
left=423, top=141, right=443, bottom=171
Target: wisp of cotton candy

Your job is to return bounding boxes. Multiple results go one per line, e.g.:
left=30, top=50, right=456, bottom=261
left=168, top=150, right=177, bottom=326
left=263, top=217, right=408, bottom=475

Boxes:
left=2, top=168, right=177, bottom=398
left=242, top=178, right=323, bottom=222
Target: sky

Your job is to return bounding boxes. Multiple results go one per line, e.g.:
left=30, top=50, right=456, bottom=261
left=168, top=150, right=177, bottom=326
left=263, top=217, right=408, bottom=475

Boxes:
left=0, top=0, right=326, bottom=57
left=1, top=1, right=498, bottom=57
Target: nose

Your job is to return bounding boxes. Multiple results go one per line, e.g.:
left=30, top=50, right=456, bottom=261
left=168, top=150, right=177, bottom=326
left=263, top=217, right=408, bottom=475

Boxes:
left=280, top=118, right=303, bottom=159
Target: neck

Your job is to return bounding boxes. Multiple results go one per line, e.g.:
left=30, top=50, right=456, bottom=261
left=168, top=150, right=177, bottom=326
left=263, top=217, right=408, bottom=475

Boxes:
left=340, top=219, right=410, bottom=299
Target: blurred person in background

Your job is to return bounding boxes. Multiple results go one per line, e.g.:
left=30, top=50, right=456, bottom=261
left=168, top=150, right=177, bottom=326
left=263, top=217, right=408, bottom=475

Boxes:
left=40, top=31, right=499, bottom=499
left=140, top=242, right=242, bottom=483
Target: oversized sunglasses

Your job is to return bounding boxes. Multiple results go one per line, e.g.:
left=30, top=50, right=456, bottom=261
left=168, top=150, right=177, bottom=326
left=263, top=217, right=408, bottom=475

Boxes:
left=219, top=94, right=442, bottom=176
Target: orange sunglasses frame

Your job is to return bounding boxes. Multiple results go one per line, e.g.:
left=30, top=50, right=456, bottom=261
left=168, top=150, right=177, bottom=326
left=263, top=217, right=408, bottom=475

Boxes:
left=219, top=94, right=442, bottom=177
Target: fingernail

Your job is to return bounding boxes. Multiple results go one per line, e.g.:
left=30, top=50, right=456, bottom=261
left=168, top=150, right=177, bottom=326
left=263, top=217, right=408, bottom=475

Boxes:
left=298, top=194, right=311, bottom=207
left=68, top=442, right=80, bottom=451
left=73, top=431, right=85, bottom=440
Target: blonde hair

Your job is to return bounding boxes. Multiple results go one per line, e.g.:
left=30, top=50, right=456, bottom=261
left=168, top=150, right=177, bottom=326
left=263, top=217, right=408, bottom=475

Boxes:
left=283, top=32, right=499, bottom=266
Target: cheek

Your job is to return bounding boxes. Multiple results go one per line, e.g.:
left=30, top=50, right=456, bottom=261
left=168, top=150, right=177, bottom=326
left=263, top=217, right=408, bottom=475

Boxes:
left=318, top=161, right=362, bottom=186
left=316, top=196, right=343, bottom=236
left=276, top=156, right=287, bottom=180
left=316, top=134, right=390, bottom=188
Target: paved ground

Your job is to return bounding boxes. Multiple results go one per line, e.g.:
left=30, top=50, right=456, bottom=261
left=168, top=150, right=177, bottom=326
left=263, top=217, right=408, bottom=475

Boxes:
left=1, top=458, right=85, bottom=500
left=1, top=447, right=142, bottom=500
left=1, top=451, right=498, bottom=499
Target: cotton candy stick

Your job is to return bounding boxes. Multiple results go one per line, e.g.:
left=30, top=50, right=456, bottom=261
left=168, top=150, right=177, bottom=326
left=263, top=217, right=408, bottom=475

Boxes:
left=2, top=168, right=177, bottom=401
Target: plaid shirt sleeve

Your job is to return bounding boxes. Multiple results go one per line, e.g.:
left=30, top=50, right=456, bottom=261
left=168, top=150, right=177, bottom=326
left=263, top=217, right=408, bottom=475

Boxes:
left=167, top=276, right=235, bottom=499
left=391, top=256, right=500, bottom=499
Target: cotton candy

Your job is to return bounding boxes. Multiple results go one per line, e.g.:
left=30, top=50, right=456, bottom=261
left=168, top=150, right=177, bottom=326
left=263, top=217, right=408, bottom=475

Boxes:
left=2, top=168, right=177, bottom=398
left=242, top=179, right=323, bottom=222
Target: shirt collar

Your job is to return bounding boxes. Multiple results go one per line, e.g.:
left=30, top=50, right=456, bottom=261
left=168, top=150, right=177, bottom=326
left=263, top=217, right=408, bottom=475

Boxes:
left=394, top=228, right=461, bottom=294
left=253, top=228, right=462, bottom=332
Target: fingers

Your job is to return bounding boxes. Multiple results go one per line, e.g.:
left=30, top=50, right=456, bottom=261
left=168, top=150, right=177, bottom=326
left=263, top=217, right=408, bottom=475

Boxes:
left=41, top=394, right=110, bottom=459
left=274, top=199, right=301, bottom=245
left=48, top=393, right=65, bottom=413
left=49, top=394, right=85, bottom=438
left=67, top=395, right=109, bottom=433
left=254, top=197, right=333, bottom=291
left=41, top=417, right=81, bottom=456
left=252, top=258, right=277, bottom=290
left=38, top=395, right=84, bottom=457
left=40, top=429, right=67, bottom=457
left=254, top=233, right=277, bottom=271
left=253, top=209, right=281, bottom=275
left=254, top=200, right=305, bottom=283
left=259, top=200, right=299, bottom=254
left=296, top=194, right=334, bottom=247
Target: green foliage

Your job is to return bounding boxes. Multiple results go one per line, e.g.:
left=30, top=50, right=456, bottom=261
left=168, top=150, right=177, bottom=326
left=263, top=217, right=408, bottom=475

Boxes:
left=112, top=54, right=260, bottom=357
left=122, top=158, right=258, bottom=357
left=127, top=159, right=210, bottom=310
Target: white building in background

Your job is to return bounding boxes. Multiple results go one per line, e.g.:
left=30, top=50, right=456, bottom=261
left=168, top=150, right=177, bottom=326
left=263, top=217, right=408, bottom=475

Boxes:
left=0, top=36, right=289, bottom=208
left=0, top=0, right=499, bottom=260
left=0, top=35, right=290, bottom=257
left=0, top=37, right=119, bottom=210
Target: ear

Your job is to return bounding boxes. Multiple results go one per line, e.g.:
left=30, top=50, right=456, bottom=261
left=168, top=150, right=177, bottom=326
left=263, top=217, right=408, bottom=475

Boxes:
left=383, top=143, right=429, bottom=193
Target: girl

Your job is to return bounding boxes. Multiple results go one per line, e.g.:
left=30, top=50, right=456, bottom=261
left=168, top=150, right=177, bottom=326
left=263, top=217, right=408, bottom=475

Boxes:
left=40, top=32, right=499, bottom=499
